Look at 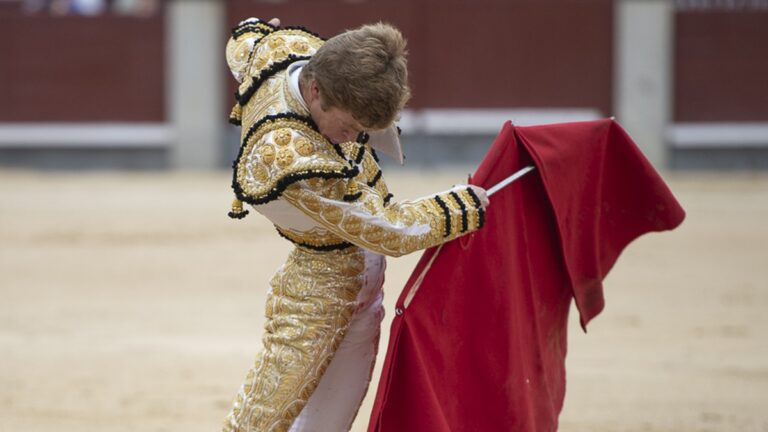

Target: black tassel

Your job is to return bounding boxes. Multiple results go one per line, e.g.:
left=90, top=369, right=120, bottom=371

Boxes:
left=228, top=198, right=250, bottom=219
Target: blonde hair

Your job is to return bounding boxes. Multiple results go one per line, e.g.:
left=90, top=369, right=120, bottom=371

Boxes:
left=302, top=22, right=410, bottom=130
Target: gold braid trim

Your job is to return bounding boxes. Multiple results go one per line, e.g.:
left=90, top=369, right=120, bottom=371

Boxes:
left=274, top=225, right=351, bottom=251
left=249, top=29, right=322, bottom=74
left=232, top=116, right=355, bottom=207
left=237, top=29, right=323, bottom=104
left=231, top=20, right=274, bottom=41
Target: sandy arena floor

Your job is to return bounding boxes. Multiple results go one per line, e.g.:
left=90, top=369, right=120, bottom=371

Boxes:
left=1, top=168, right=766, bottom=432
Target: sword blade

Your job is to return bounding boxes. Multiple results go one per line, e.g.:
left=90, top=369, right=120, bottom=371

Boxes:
left=487, top=166, right=536, bottom=196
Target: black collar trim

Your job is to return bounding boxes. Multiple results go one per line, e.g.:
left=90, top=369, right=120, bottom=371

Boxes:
left=235, top=55, right=312, bottom=107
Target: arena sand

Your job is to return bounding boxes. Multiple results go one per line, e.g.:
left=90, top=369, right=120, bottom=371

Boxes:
left=1, top=169, right=766, bottom=432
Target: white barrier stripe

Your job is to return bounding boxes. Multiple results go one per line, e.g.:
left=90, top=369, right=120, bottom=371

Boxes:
left=399, top=108, right=603, bottom=134
left=6, top=119, right=766, bottom=150
left=0, top=110, right=604, bottom=148
left=667, top=122, right=768, bottom=148
left=0, top=123, right=174, bottom=148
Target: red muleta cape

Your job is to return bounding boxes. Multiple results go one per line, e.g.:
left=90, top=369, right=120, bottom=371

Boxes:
left=368, top=119, right=685, bottom=431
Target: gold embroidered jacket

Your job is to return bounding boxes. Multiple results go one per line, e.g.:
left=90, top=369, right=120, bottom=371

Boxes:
left=225, top=18, right=485, bottom=257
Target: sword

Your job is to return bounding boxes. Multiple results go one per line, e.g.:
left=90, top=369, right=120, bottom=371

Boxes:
left=487, top=165, right=536, bottom=197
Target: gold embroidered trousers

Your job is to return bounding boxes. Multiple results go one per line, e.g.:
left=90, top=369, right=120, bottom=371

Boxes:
left=223, top=245, right=385, bottom=432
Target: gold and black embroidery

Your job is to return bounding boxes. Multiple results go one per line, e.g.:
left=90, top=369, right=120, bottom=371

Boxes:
left=353, top=146, right=366, bottom=165
left=432, top=195, right=451, bottom=238
left=225, top=18, right=486, bottom=254
left=281, top=180, right=485, bottom=257
left=367, top=170, right=383, bottom=188
left=231, top=19, right=276, bottom=40
left=226, top=22, right=325, bottom=125
left=449, top=191, right=469, bottom=233
left=343, top=191, right=363, bottom=202
left=237, top=29, right=323, bottom=105
left=466, top=186, right=486, bottom=228
left=234, top=53, right=313, bottom=111
left=229, top=113, right=359, bottom=216
left=275, top=226, right=353, bottom=251
left=383, top=193, right=394, bottom=206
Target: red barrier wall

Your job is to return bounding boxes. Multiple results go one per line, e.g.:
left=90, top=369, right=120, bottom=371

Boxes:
left=5, top=3, right=766, bottom=125
left=226, top=0, right=614, bottom=114
left=674, top=11, right=768, bottom=122
left=0, top=11, right=165, bottom=122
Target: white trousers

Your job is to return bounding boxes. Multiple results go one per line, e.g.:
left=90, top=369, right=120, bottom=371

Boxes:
left=288, top=251, right=386, bottom=432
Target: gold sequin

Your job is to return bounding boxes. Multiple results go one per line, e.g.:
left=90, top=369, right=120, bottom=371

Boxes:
left=295, top=136, right=313, bottom=156
left=272, top=46, right=290, bottom=60
left=301, top=194, right=322, bottom=213
left=383, top=232, right=400, bottom=250
left=253, top=163, right=268, bottom=182
left=341, top=217, right=363, bottom=236
left=276, top=148, right=295, bottom=168
left=255, top=53, right=269, bottom=70
left=328, top=180, right=347, bottom=200
left=362, top=224, right=384, bottom=243
left=274, top=129, right=292, bottom=146
left=363, top=158, right=378, bottom=178
left=403, top=236, right=419, bottom=252
left=397, top=208, right=415, bottom=226
left=290, top=40, right=310, bottom=54
left=260, top=145, right=276, bottom=165
left=235, top=45, right=250, bottom=62
left=363, top=197, right=380, bottom=215
left=321, top=204, right=344, bottom=225
left=306, top=178, right=322, bottom=189
left=267, top=35, right=285, bottom=49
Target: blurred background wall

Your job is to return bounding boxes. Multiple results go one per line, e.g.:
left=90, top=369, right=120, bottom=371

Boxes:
left=0, top=0, right=766, bottom=170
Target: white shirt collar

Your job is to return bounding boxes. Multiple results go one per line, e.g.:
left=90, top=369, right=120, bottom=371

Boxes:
left=287, top=60, right=310, bottom=112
